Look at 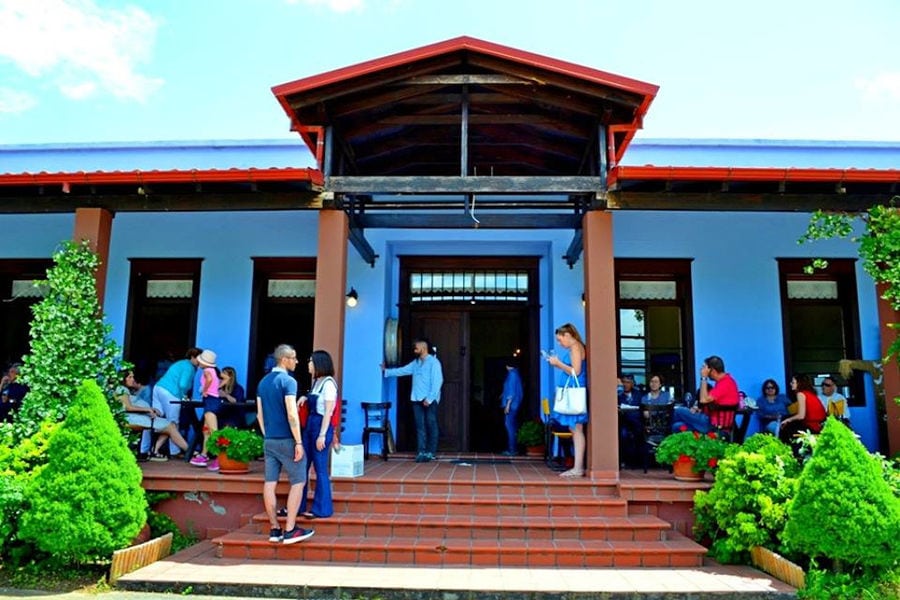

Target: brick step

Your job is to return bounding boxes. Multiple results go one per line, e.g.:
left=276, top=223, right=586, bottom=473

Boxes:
left=248, top=512, right=673, bottom=542
left=324, top=475, right=621, bottom=499
left=327, top=492, right=629, bottom=518
left=213, top=524, right=707, bottom=568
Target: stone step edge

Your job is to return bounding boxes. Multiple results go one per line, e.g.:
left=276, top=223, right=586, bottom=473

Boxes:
left=213, top=526, right=708, bottom=555
left=311, top=493, right=629, bottom=507
left=247, top=512, right=674, bottom=532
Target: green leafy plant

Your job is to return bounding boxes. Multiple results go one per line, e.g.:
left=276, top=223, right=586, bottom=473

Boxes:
left=18, top=380, right=147, bottom=564
left=800, top=201, right=900, bottom=406
left=16, top=240, right=127, bottom=439
left=656, top=430, right=729, bottom=473
left=0, top=420, right=60, bottom=564
left=205, top=427, right=263, bottom=463
left=516, top=419, right=544, bottom=447
left=694, top=434, right=801, bottom=564
left=784, top=418, right=900, bottom=580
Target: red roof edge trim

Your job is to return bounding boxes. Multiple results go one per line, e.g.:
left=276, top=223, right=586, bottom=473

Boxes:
left=608, top=165, right=900, bottom=187
left=0, top=167, right=324, bottom=187
left=273, top=36, right=658, bottom=99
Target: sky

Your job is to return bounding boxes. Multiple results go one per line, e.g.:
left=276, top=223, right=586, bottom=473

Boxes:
left=0, top=0, right=898, bottom=146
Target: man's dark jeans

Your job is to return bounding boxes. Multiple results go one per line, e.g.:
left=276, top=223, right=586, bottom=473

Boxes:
left=412, top=401, right=439, bottom=454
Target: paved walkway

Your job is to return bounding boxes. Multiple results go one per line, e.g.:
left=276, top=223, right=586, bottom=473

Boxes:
left=114, top=541, right=797, bottom=599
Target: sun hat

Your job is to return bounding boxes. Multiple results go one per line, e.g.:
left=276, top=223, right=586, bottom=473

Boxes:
left=197, top=349, right=217, bottom=368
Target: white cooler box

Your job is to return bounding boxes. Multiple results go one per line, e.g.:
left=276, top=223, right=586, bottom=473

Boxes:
left=330, top=444, right=364, bottom=478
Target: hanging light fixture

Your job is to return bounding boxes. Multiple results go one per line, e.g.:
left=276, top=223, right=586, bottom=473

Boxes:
left=346, top=287, right=359, bottom=308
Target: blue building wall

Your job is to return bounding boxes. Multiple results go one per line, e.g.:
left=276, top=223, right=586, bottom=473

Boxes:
left=0, top=138, right=892, bottom=454
left=0, top=207, right=882, bottom=452
left=104, top=210, right=320, bottom=382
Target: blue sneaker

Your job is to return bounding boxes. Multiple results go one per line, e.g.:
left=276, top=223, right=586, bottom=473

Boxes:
left=268, top=527, right=283, bottom=543
left=424, top=452, right=435, bottom=461
left=282, top=527, right=315, bottom=545
left=414, top=453, right=428, bottom=463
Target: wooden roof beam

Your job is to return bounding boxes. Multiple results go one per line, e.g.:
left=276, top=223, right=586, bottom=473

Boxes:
left=327, top=175, right=602, bottom=194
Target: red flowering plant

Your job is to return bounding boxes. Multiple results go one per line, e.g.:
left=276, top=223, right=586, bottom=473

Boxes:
left=655, top=428, right=730, bottom=473
left=205, top=426, right=263, bottom=463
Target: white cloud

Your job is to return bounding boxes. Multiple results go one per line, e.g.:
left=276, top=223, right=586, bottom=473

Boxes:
left=854, top=72, right=900, bottom=102
left=0, top=0, right=163, bottom=102
left=0, top=86, right=36, bottom=113
left=288, top=0, right=365, bottom=13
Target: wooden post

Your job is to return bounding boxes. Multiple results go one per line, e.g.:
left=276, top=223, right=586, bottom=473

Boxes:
left=73, top=207, right=113, bottom=307
left=313, top=210, right=349, bottom=385
left=582, top=210, right=618, bottom=478
left=877, top=283, right=900, bottom=456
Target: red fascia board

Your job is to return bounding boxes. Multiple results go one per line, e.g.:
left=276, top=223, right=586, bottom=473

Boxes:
left=273, top=36, right=659, bottom=99
left=273, top=36, right=658, bottom=161
left=609, top=165, right=900, bottom=186
left=0, top=167, right=324, bottom=187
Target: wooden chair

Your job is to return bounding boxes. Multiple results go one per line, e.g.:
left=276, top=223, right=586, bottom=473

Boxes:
left=706, top=402, right=739, bottom=442
left=125, top=414, right=156, bottom=459
left=361, top=402, right=392, bottom=460
left=640, top=402, right=674, bottom=472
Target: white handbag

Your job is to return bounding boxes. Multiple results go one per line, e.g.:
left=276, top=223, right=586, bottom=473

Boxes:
left=554, top=375, right=587, bottom=415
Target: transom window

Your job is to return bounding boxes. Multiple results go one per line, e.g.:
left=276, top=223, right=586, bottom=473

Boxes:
left=410, top=270, right=529, bottom=302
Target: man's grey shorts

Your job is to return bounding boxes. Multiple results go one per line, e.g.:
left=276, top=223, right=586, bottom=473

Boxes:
left=264, top=438, right=307, bottom=485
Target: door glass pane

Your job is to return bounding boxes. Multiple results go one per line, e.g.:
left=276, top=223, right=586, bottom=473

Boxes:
left=646, top=306, right=684, bottom=400
left=619, top=308, right=646, bottom=385
left=788, top=304, right=846, bottom=375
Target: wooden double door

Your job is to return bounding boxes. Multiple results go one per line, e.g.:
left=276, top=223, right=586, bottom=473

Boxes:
left=395, top=257, right=540, bottom=453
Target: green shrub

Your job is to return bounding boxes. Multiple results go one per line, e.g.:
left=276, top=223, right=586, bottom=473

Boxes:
left=0, top=420, right=60, bottom=563
left=693, top=434, right=800, bottom=564
left=18, top=380, right=147, bottom=564
left=800, top=563, right=900, bottom=600
left=16, top=240, right=126, bottom=440
left=784, top=417, right=900, bottom=575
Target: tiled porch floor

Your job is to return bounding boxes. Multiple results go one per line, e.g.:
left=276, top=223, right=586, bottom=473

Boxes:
left=118, top=540, right=796, bottom=598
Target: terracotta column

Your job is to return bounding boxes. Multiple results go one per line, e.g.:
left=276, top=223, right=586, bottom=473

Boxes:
left=312, top=209, right=349, bottom=384
left=582, top=210, right=618, bottom=478
left=876, top=283, right=900, bottom=456
left=73, top=207, right=113, bottom=307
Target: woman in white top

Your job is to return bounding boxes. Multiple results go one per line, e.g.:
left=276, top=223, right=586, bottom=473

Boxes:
left=298, top=349, right=338, bottom=519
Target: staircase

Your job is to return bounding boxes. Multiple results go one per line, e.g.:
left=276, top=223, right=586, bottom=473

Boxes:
left=211, top=458, right=708, bottom=568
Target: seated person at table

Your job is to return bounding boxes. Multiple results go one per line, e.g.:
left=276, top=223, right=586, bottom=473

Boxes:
left=218, top=366, right=249, bottom=428
left=618, top=374, right=644, bottom=467
left=756, top=378, right=791, bottom=435
left=618, top=374, right=643, bottom=407
left=779, top=373, right=826, bottom=448
left=643, top=374, right=670, bottom=405
left=672, top=355, right=740, bottom=434
left=115, top=369, right=189, bottom=462
left=0, top=363, right=28, bottom=423
left=819, top=376, right=851, bottom=427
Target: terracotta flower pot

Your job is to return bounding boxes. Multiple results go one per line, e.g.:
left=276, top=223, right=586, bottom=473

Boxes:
left=525, top=445, right=546, bottom=457
left=217, top=450, right=250, bottom=474
left=672, top=456, right=704, bottom=481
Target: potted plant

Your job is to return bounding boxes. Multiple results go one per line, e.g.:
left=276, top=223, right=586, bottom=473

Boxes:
left=206, top=427, right=263, bottom=474
left=655, top=429, right=729, bottom=480
left=516, top=419, right=545, bottom=456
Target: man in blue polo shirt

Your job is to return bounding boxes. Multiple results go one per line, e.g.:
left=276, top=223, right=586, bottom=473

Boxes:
left=382, top=337, right=444, bottom=463
left=257, top=344, right=314, bottom=545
